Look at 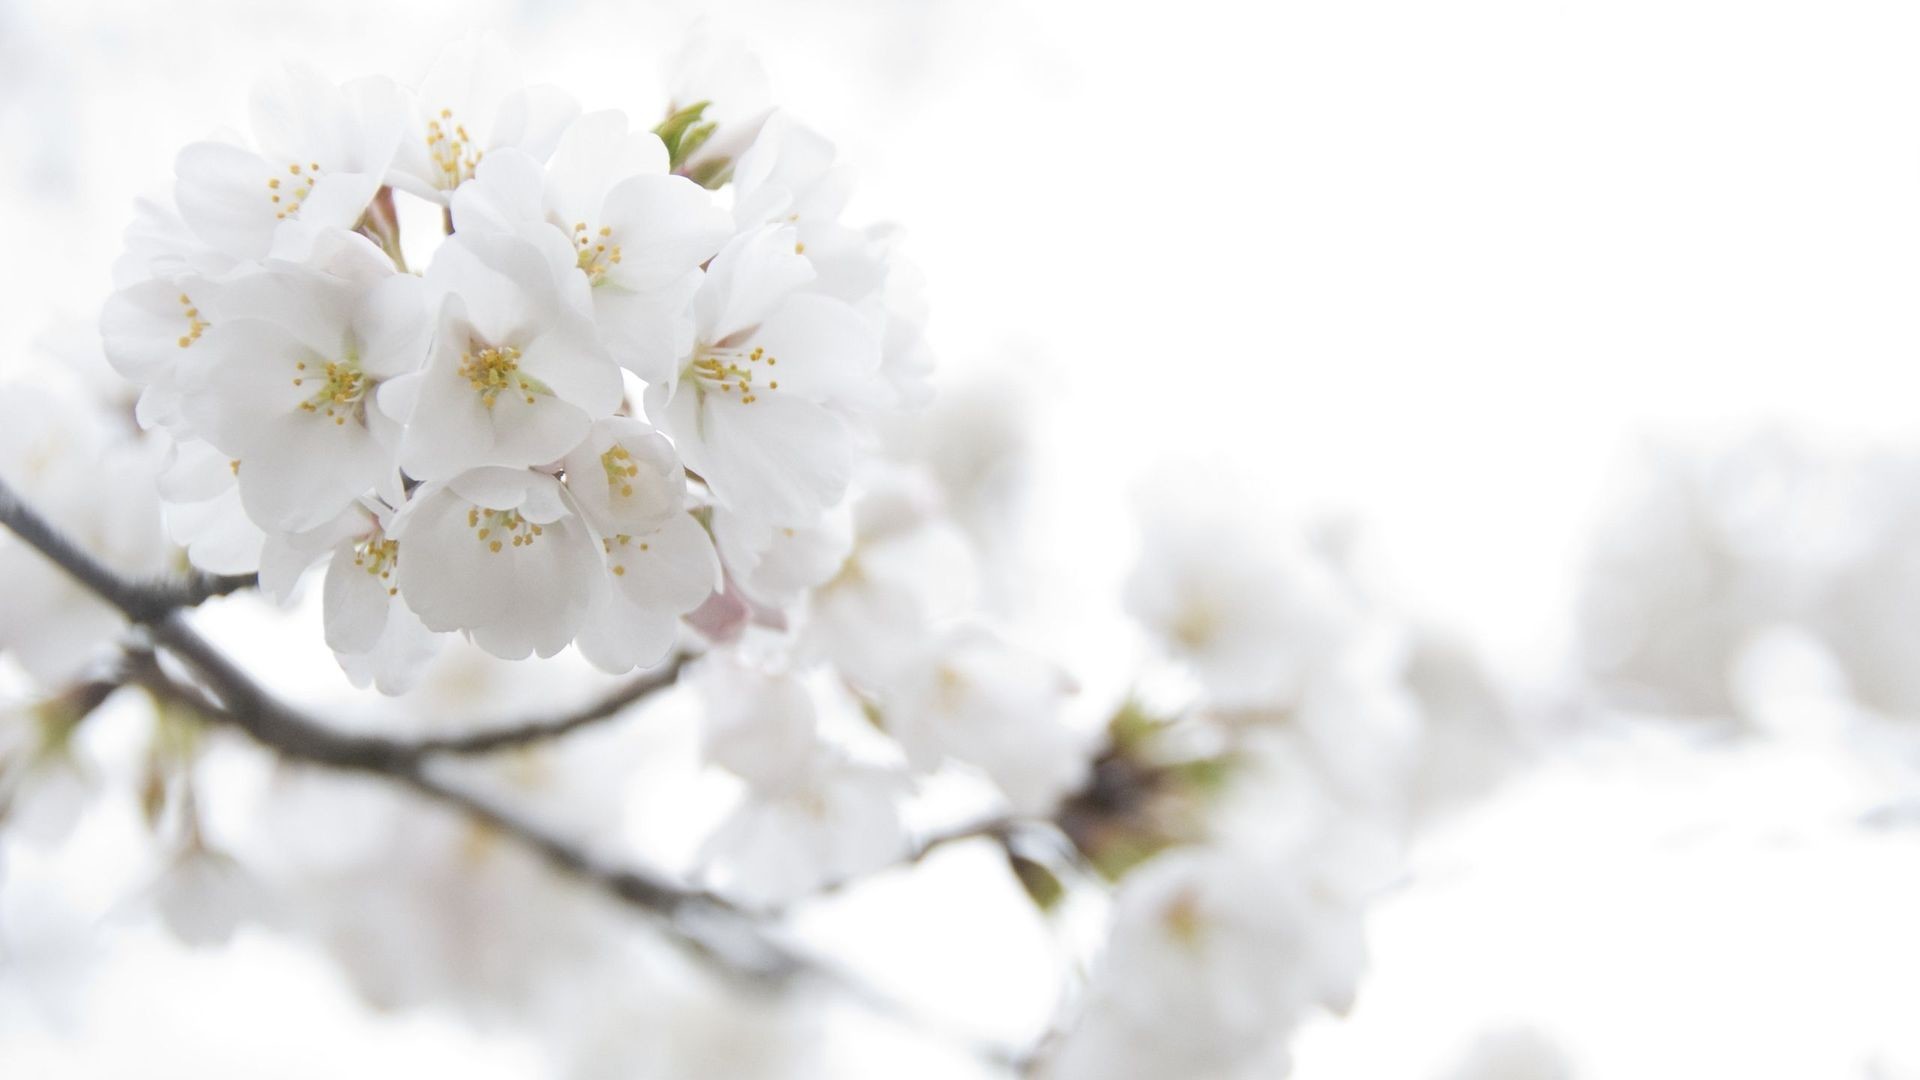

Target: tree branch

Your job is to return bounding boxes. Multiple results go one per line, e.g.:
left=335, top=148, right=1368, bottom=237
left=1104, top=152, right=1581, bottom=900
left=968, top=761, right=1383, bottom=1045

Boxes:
left=3, top=474, right=675, bottom=759
left=0, top=478, right=250, bottom=620
left=2, top=476, right=729, bottom=928
left=402, top=652, right=690, bottom=755
left=3, top=475, right=1026, bottom=1067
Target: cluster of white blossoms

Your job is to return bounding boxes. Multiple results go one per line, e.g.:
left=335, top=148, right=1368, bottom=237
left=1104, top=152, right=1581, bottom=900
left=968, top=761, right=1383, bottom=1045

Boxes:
left=72, top=34, right=1093, bottom=916
left=1037, top=489, right=1526, bottom=1080
left=0, top=33, right=1556, bottom=1080
left=100, top=35, right=931, bottom=694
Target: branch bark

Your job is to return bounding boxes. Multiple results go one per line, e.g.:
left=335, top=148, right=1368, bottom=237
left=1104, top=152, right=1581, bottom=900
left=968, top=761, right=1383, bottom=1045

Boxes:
left=2, top=476, right=747, bottom=945
left=3, top=474, right=1028, bottom=1066
left=0, top=478, right=253, bottom=621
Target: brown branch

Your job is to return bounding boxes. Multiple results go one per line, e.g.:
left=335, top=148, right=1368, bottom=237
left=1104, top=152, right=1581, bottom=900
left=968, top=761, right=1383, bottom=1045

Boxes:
left=3, top=475, right=1031, bottom=1064
left=3, top=474, right=674, bottom=759
left=0, top=478, right=253, bottom=621
left=401, top=652, right=690, bottom=755
left=3, top=477, right=733, bottom=931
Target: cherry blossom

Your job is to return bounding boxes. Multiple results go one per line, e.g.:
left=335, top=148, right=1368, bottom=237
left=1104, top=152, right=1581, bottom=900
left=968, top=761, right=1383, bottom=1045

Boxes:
left=395, top=467, right=602, bottom=660
left=396, top=230, right=620, bottom=481
left=646, top=224, right=881, bottom=528
left=387, top=33, right=579, bottom=203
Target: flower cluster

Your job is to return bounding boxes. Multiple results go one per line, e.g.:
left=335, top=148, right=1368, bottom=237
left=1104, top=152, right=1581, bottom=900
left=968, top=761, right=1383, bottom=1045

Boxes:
left=1035, top=490, right=1526, bottom=1079
left=102, top=35, right=930, bottom=693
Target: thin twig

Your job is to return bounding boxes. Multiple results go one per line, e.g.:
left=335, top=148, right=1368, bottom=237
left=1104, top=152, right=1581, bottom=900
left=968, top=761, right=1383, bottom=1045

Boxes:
left=402, top=652, right=690, bottom=755
left=124, top=632, right=729, bottom=915
left=791, top=814, right=1019, bottom=909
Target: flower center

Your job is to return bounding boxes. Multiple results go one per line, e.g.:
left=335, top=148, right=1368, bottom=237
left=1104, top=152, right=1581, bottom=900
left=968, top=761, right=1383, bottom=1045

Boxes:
left=570, top=222, right=624, bottom=285
left=350, top=535, right=400, bottom=597
left=686, top=342, right=780, bottom=405
left=599, top=532, right=652, bottom=576
left=174, top=293, right=207, bottom=349
left=293, top=356, right=368, bottom=427
left=1171, top=601, right=1220, bottom=651
left=426, top=108, right=482, bottom=189
left=458, top=342, right=544, bottom=409
left=601, top=445, right=641, bottom=498
left=466, top=506, right=543, bottom=554
left=1162, top=888, right=1208, bottom=948
left=269, top=161, right=323, bottom=221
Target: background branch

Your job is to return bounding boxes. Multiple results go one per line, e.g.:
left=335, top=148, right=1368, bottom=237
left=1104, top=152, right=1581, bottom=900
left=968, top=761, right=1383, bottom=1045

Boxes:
left=2, top=477, right=737, bottom=936
left=2, top=476, right=1025, bottom=1068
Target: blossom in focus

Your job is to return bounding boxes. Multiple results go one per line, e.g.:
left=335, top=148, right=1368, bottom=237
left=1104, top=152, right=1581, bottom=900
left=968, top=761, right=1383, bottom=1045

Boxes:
left=397, top=231, right=620, bottom=481
left=180, top=234, right=428, bottom=531
left=387, top=33, right=579, bottom=203
left=647, top=224, right=879, bottom=528
left=173, top=64, right=402, bottom=261
left=452, top=110, right=732, bottom=382
left=396, top=468, right=602, bottom=660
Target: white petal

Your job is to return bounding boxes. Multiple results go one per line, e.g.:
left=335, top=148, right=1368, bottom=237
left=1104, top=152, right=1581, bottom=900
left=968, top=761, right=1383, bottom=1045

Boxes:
left=695, top=225, right=815, bottom=343
left=606, top=512, right=720, bottom=614
left=323, top=538, right=395, bottom=654
left=749, top=292, right=882, bottom=404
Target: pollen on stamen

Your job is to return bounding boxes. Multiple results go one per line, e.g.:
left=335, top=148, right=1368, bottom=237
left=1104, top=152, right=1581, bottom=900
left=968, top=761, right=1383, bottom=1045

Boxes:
left=459, top=343, right=526, bottom=409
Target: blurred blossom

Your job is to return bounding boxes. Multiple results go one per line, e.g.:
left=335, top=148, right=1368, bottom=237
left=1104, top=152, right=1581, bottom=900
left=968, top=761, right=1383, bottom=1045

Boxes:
left=1435, top=1027, right=1578, bottom=1080
left=1581, top=433, right=1920, bottom=731
left=151, top=843, right=266, bottom=948
left=3, top=6, right=1909, bottom=1080
left=0, top=380, right=170, bottom=687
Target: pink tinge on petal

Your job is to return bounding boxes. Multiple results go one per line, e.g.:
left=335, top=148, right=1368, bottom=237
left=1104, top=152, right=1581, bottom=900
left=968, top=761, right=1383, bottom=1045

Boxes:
left=685, top=584, right=751, bottom=644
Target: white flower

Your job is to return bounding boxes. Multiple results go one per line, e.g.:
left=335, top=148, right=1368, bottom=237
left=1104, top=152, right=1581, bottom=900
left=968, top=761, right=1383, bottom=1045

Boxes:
left=646, top=225, right=880, bottom=528
left=692, top=659, right=909, bottom=906
left=0, top=383, right=170, bottom=685
left=395, top=231, right=621, bottom=481
left=1127, top=511, right=1360, bottom=710
left=100, top=193, right=242, bottom=433
left=152, top=845, right=265, bottom=948
left=155, top=439, right=265, bottom=576
left=563, top=418, right=720, bottom=673
left=801, top=468, right=975, bottom=685
left=731, top=114, right=884, bottom=306
left=180, top=233, right=428, bottom=531
left=710, top=501, right=854, bottom=610
left=878, top=629, right=1086, bottom=815
left=697, top=750, right=909, bottom=908
left=869, top=228, right=937, bottom=412
left=1050, top=845, right=1367, bottom=1078
left=697, top=658, right=823, bottom=792
left=1437, top=1028, right=1578, bottom=1080
left=452, top=110, right=732, bottom=382
left=387, top=32, right=580, bottom=203
left=0, top=694, right=97, bottom=848
left=1580, top=434, right=1857, bottom=719
left=174, top=64, right=402, bottom=261
left=663, top=32, right=773, bottom=182
left=395, top=467, right=602, bottom=660
left=315, top=500, right=446, bottom=694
